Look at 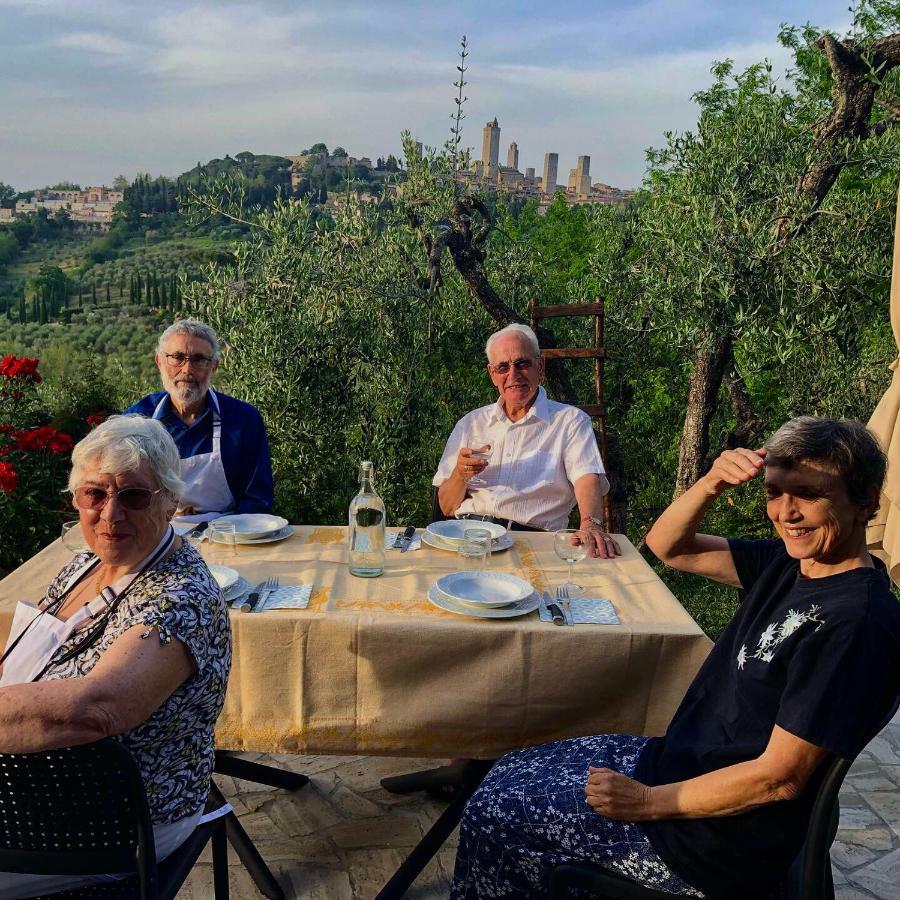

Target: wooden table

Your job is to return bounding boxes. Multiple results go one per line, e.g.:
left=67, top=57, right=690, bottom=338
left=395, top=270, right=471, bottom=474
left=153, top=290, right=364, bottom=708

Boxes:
left=0, top=526, right=710, bottom=757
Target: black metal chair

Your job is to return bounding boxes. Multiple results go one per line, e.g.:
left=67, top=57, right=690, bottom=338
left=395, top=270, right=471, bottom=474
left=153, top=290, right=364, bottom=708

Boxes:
left=547, top=755, right=853, bottom=900
left=0, top=739, right=229, bottom=900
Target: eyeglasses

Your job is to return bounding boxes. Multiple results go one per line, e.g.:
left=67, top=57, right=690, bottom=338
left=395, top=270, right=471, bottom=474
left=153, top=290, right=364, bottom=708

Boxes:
left=162, top=352, right=214, bottom=369
left=489, top=358, right=536, bottom=376
left=74, top=486, right=163, bottom=511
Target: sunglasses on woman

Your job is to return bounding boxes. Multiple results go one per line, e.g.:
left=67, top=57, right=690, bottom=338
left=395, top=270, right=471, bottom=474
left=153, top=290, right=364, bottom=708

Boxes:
left=74, top=486, right=163, bottom=511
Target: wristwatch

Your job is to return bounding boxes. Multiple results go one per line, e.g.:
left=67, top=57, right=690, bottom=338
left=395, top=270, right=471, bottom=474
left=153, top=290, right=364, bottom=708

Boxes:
left=581, top=515, right=604, bottom=529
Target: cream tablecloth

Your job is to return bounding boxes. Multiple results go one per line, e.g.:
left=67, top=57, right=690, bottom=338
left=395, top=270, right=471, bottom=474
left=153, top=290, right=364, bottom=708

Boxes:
left=0, top=527, right=711, bottom=758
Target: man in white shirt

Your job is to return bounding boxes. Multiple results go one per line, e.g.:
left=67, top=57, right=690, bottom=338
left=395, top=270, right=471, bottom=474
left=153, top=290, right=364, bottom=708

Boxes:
left=433, top=323, right=620, bottom=558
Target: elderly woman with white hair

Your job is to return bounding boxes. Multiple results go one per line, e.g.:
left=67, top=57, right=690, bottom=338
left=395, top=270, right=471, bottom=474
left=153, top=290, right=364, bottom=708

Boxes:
left=0, top=414, right=231, bottom=897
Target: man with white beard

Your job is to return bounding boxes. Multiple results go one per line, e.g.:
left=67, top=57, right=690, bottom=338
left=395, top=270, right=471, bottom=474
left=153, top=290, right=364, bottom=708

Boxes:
left=125, top=319, right=273, bottom=520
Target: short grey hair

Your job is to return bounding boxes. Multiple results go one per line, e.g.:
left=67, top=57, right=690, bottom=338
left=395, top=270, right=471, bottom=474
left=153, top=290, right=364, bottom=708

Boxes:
left=764, top=416, right=886, bottom=515
left=485, top=324, right=540, bottom=361
left=157, top=319, right=220, bottom=360
left=69, top=415, right=184, bottom=500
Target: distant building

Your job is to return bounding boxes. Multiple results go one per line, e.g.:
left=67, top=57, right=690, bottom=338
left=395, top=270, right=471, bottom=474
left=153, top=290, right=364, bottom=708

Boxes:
left=543, top=153, right=559, bottom=196
left=507, top=142, right=519, bottom=170
left=482, top=118, right=500, bottom=180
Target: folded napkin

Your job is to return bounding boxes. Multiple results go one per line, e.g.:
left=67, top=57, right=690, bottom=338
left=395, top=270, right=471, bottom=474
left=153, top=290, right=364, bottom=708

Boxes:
left=384, top=531, right=422, bottom=552
left=538, top=597, right=619, bottom=625
left=227, top=581, right=313, bottom=612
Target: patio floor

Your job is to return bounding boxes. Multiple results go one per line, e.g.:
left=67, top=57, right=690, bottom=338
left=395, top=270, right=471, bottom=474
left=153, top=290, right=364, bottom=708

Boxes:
left=178, top=707, right=900, bottom=899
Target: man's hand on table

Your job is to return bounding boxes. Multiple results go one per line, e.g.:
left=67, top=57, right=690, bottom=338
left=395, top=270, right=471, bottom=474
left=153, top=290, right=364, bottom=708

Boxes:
left=578, top=522, right=621, bottom=559
left=585, top=767, right=653, bottom=820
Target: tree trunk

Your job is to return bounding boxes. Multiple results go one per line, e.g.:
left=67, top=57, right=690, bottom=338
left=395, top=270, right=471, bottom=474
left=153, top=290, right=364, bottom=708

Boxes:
left=723, top=363, right=765, bottom=450
left=674, top=332, right=733, bottom=498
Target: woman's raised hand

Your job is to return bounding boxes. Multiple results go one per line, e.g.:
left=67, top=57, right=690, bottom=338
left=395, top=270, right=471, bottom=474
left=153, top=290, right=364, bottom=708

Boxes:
left=704, top=448, right=766, bottom=493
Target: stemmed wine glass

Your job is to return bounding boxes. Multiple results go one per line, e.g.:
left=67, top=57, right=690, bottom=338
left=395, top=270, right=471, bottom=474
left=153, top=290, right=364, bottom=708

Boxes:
left=466, top=434, right=491, bottom=486
left=61, top=521, right=88, bottom=553
left=554, top=529, right=587, bottom=596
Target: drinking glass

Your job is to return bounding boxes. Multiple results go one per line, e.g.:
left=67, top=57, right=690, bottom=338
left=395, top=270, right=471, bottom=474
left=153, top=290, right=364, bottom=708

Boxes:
left=466, top=434, right=491, bottom=486
left=61, top=521, right=88, bottom=553
left=208, top=521, right=237, bottom=561
left=463, top=527, right=493, bottom=562
left=554, top=529, right=587, bottom=596
left=457, top=540, right=487, bottom=571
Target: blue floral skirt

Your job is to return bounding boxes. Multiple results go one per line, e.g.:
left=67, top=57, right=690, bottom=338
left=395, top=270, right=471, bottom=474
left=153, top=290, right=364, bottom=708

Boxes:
left=450, top=734, right=704, bottom=898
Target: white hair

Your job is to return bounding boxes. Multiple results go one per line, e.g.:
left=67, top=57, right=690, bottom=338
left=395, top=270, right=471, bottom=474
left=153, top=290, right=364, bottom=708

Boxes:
left=69, top=415, right=184, bottom=499
left=157, top=319, right=220, bottom=360
left=485, top=323, right=540, bottom=361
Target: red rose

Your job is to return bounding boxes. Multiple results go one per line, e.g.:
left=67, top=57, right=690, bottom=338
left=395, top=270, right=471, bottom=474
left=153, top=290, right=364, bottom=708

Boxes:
left=0, top=356, right=41, bottom=383
left=16, top=426, right=74, bottom=454
left=0, top=461, right=18, bottom=493
left=86, top=414, right=105, bottom=428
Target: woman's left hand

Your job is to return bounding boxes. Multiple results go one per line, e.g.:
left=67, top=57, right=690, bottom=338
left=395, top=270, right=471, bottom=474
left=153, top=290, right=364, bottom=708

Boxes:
left=585, top=767, right=654, bottom=820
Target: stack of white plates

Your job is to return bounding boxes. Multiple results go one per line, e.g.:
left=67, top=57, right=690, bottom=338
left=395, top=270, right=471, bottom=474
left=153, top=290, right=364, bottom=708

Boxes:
left=423, top=519, right=514, bottom=552
left=427, top=571, right=539, bottom=619
left=210, top=514, right=293, bottom=544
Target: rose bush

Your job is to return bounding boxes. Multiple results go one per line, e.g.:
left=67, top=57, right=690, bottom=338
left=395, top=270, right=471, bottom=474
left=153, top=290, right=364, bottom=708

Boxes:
left=0, top=357, right=82, bottom=575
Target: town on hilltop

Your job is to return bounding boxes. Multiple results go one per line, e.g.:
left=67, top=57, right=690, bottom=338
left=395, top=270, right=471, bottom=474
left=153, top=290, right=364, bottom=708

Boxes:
left=0, top=121, right=632, bottom=227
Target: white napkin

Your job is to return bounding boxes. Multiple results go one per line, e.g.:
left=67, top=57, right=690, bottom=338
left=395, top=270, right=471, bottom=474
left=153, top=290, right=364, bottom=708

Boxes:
left=384, top=531, right=422, bottom=552
left=227, top=581, right=313, bottom=611
left=538, top=597, right=619, bottom=625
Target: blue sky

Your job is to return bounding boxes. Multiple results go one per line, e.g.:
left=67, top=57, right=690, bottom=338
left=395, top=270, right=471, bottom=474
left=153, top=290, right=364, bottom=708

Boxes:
left=0, top=0, right=852, bottom=191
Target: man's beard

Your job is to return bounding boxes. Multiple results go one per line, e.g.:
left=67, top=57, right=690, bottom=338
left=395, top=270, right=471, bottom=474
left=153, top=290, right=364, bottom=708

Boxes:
left=166, top=376, right=206, bottom=405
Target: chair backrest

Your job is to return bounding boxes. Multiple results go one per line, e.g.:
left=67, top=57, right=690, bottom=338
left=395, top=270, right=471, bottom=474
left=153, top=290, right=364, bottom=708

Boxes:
left=789, top=754, right=852, bottom=900
left=0, top=739, right=156, bottom=893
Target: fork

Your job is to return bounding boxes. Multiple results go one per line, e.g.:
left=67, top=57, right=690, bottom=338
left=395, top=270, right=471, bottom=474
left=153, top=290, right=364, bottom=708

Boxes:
left=556, top=585, right=573, bottom=626
left=242, top=576, right=279, bottom=612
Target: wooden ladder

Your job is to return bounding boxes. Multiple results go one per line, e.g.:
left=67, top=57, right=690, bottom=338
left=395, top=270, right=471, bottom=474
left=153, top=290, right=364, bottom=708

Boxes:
left=530, top=299, right=611, bottom=527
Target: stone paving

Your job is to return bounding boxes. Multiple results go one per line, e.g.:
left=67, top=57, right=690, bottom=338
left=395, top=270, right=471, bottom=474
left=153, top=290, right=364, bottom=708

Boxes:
left=178, top=708, right=900, bottom=899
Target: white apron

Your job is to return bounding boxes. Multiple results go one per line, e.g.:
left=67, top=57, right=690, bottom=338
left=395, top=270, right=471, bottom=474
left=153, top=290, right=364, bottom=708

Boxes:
left=153, top=388, right=236, bottom=522
left=0, top=529, right=174, bottom=687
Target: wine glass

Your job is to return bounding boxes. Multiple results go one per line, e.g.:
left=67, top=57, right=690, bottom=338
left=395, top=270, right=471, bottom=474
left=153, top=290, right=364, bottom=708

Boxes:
left=61, top=521, right=88, bottom=553
left=554, top=529, right=587, bottom=596
left=208, top=521, right=237, bottom=561
left=466, top=434, right=491, bottom=486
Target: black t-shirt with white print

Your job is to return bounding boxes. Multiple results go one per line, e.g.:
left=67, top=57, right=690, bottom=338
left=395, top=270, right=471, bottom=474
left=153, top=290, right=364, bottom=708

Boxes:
left=635, top=538, right=900, bottom=899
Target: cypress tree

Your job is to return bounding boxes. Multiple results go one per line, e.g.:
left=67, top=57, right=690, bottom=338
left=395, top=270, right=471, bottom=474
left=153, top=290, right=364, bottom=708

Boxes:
left=153, top=284, right=161, bottom=307
left=105, top=283, right=111, bottom=304
left=18, top=294, right=25, bottom=323
left=91, top=283, right=97, bottom=304
left=160, top=282, right=169, bottom=308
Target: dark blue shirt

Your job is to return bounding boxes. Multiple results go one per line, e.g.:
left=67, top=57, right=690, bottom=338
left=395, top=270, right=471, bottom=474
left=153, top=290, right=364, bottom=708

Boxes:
left=125, top=390, right=274, bottom=514
left=636, top=539, right=900, bottom=899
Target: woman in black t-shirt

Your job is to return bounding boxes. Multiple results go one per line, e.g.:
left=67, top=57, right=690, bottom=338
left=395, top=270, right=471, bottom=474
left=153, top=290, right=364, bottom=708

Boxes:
left=450, top=417, right=900, bottom=900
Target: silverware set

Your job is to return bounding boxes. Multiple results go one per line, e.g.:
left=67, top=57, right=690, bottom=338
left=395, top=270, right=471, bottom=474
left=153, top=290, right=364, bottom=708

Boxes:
left=392, top=526, right=416, bottom=553
left=240, top=576, right=279, bottom=613
left=541, top=585, right=573, bottom=626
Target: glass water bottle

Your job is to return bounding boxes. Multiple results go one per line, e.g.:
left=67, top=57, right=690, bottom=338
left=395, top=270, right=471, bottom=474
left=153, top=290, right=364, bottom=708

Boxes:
left=348, top=461, right=386, bottom=577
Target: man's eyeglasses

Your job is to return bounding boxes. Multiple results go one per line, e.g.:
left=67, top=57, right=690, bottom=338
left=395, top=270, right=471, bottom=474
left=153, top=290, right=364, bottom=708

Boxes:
left=162, top=352, right=214, bottom=369
left=74, top=486, right=163, bottom=511
left=489, top=358, right=536, bottom=376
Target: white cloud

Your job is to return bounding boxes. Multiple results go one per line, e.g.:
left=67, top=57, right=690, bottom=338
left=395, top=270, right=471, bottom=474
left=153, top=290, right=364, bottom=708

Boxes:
left=54, top=31, right=138, bottom=56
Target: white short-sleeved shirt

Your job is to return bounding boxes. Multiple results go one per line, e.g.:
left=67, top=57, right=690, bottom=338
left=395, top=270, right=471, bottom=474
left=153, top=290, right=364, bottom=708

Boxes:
left=433, top=387, right=608, bottom=532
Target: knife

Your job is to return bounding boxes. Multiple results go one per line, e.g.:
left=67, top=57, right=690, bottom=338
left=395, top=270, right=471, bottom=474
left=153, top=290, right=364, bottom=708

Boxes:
left=542, top=591, right=566, bottom=626
left=188, top=521, right=210, bottom=539
left=240, top=581, right=268, bottom=613
left=398, top=525, right=417, bottom=553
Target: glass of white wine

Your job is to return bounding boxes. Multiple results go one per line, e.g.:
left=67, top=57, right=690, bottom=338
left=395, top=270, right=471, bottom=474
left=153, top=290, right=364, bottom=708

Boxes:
left=554, top=529, right=587, bottom=596
left=466, top=434, right=491, bottom=486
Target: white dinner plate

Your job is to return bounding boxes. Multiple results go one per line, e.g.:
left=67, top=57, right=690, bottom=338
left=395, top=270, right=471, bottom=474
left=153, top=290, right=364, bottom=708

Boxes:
left=427, top=586, right=540, bottom=619
left=207, top=564, right=239, bottom=591
left=209, top=524, right=294, bottom=545
left=426, top=519, right=507, bottom=544
left=436, top=571, right=533, bottom=607
left=214, top=514, right=289, bottom=541
left=421, top=531, right=514, bottom=553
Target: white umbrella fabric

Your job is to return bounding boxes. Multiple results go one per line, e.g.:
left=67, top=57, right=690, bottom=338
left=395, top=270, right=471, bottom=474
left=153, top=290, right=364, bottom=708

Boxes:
left=866, top=184, right=900, bottom=583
